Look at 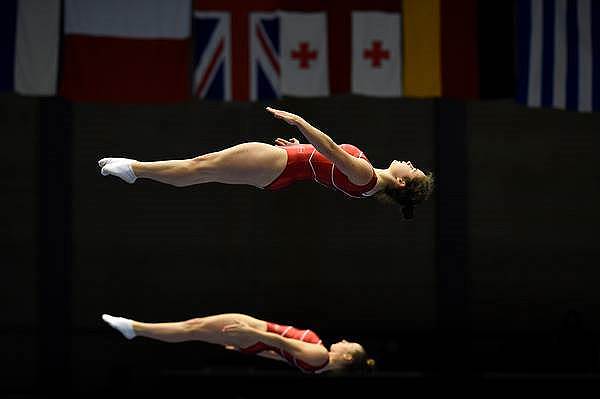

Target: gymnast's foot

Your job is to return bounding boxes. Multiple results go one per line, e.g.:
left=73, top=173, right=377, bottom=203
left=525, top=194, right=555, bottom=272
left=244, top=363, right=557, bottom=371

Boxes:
left=102, top=314, right=136, bottom=339
left=98, top=157, right=138, bottom=183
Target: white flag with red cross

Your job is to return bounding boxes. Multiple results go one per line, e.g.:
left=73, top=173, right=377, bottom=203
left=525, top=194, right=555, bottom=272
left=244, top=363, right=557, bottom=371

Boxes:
left=280, top=11, right=329, bottom=97
left=352, top=11, right=402, bottom=97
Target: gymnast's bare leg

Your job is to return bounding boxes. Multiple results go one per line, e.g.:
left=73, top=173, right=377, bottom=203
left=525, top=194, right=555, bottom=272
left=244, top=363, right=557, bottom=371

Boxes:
left=102, top=313, right=266, bottom=348
left=98, top=142, right=287, bottom=188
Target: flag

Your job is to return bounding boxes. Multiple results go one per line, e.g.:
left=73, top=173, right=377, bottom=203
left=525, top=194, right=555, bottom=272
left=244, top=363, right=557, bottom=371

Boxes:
left=440, top=0, right=479, bottom=99
left=193, top=11, right=232, bottom=101
left=517, top=0, right=600, bottom=112
left=250, top=12, right=281, bottom=101
left=352, top=11, right=402, bottom=97
left=478, top=2, right=515, bottom=99
left=60, top=0, right=192, bottom=103
left=402, top=0, right=479, bottom=99
left=280, top=11, right=329, bottom=97
left=399, top=0, right=440, bottom=97
left=0, top=0, right=60, bottom=96
left=195, top=0, right=401, bottom=102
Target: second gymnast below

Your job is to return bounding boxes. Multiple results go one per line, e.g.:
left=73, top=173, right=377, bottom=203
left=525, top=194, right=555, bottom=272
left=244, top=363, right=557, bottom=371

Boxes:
left=102, top=312, right=375, bottom=374
left=99, top=107, right=434, bottom=219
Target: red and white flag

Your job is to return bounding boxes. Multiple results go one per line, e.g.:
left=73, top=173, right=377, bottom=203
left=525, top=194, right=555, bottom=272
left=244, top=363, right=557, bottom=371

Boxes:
left=60, top=0, right=192, bottom=103
left=280, top=11, right=329, bottom=97
left=352, top=11, right=402, bottom=97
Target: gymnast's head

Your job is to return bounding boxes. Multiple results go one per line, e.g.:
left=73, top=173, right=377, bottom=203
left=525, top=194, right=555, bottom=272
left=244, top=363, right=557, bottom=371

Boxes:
left=323, top=339, right=376, bottom=374
left=374, top=160, right=435, bottom=219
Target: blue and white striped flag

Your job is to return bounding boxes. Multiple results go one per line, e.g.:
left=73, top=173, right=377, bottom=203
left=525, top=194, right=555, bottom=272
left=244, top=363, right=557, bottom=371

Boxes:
left=517, top=0, right=599, bottom=112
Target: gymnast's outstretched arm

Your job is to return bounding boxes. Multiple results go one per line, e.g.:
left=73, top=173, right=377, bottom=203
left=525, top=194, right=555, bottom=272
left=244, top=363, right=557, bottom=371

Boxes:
left=225, top=345, right=285, bottom=362
left=222, top=320, right=329, bottom=367
left=266, top=107, right=373, bottom=185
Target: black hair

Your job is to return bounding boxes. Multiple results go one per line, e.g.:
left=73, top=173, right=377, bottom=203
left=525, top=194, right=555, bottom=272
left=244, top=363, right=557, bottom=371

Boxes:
left=331, top=346, right=377, bottom=375
left=374, top=171, right=435, bottom=219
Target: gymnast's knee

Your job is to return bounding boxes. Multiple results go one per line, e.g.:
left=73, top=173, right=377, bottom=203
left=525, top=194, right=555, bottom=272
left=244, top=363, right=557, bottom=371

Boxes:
left=182, top=318, right=206, bottom=334
left=188, top=154, right=217, bottom=174
left=164, top=155, right=215, bottom=187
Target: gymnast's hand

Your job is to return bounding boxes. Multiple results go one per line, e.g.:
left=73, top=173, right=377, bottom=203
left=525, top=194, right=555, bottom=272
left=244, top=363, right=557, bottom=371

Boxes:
left=274, top=137, right=300, bottom=146
left=222, top=320, right=252, bottom=337
left=266, top=107, right=302, bottom=127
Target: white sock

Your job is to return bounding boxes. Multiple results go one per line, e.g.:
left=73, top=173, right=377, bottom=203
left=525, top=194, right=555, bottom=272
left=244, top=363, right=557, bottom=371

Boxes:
left=102, top=314, right=136, bottom=339
left=98, top=157, right=138, bottom=184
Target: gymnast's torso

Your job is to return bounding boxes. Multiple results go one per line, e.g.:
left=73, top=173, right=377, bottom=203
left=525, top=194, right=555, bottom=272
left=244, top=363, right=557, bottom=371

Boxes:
left=265, top=144, right=377, bottom=198
left=239, top=322, right=329, bottom=373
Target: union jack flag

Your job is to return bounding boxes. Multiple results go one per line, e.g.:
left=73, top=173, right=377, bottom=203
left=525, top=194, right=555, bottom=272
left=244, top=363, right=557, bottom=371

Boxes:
left=250, top=12, right=281, bottom=101
left=193, top=11, right=232, bottom=100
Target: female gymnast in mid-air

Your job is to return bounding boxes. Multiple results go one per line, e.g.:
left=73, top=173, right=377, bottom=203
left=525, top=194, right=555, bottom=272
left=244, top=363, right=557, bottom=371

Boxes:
left=99, top=107, right=434, bottom=218
left=102, top=312, right=375, bottom=374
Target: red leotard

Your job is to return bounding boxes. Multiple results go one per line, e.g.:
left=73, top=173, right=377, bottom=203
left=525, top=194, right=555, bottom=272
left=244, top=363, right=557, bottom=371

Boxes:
left=265, top=144, right=377, bottom=198
left=239, top=322, right=329, bottom=373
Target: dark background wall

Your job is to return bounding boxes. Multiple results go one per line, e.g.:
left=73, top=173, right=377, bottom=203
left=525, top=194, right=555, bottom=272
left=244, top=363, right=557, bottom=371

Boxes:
left=2, top=94, right=39, bottom=392
left=3, top=93, right=600, bottom=394
left=467, top=100, right=600, bottom=372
